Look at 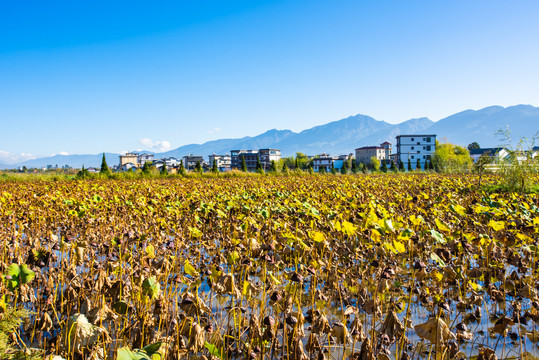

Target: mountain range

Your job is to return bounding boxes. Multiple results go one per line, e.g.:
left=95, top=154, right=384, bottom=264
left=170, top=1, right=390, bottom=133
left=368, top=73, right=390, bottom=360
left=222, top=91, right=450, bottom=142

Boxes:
left=4, top=104, right=539, bottom=169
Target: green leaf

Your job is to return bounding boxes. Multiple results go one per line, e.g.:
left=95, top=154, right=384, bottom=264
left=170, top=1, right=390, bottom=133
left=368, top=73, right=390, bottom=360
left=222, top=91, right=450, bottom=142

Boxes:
left=204, top=342, right=224, bottom=359
left=430, top=252, right=446, bottom=267
left=142, top=276, right=161, bottom=300
left=429, top=229, right=446, bottom=244
left=6, top=264, right=34, bottom=291
left=142, top=342, right=162, bottom=356
left=117, top=347, right=151, bottom=360
left=112, top=301, right=129, bottom=315
left=227, top=251, right=240, bottom=265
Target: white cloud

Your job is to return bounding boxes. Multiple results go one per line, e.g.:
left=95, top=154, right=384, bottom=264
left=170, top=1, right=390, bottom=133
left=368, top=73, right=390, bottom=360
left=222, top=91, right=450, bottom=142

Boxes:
left=59, top=151, right=69, bottom=156
left=207, top=127, right=222, bottom=135
left=138, top=138, right=172, bottom=152
left=0, top=150, right=36, bottom=164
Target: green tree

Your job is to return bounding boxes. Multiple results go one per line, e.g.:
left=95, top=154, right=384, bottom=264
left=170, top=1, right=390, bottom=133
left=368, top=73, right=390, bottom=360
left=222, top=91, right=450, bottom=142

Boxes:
left=361, top=162, right=368, bottom=174
left=370, top=157, right=380, bottom=171
left=399, top=160, right=405, bottom=172
left=256, top=158, right=263, bottom=172
left=467, top=142, right=480, bottom=151
left=269, top=160, right=277, bottom=173
left=241, top=156, right=248, bottom=172
left=380, top=159, right=388, bottom=173
left=212, top=159, right=218, bottom=173
left=281, top=161, right=288, bottom=173
left=178, top=161, right=186, bottom=176
left=195, top=161, right=202, bottom=173
left=160, top=163, right=168, bottom=176
left=319, top=164, right=326, bottom=174
left=308, top=163, right=314, bottom=174
left=330, top=162, right=337, bottom=175
left=141, top=161, right=151, bottom=175
left=341, top=160, right=349, bottom=174
left=407, top=159, right=412, bottom=171
left=495, top=128, right=539, bottom=192
left=100, top=153, right=110, bottom=175
left=416, top=158, right=422, bottom=171
left=432, top=140, right=473, bottom=172
left=77, top=165, right=90, bottom=179
left=351, top=160, right=357, bottom=174
left=295, top=152, right=309, bottom=169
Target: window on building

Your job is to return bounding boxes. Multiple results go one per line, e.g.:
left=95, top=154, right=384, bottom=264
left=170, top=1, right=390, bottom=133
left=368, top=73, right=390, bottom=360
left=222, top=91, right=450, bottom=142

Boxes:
left=426, top=137, right=431, bottom=142
left=411, top=155, right=414, bottom=159
left=411, top=138, right=414, bottom=141
left=423, top=138, right=426, bottom=141
left=411, top=146, right=414, bottom=150
left=426, top=146, right=431, bottom=151
left=417, top=142, right=420, bottom=145
left=423, top=156, right=425, bottom=159
left=423, top=146, right=425, bottom=150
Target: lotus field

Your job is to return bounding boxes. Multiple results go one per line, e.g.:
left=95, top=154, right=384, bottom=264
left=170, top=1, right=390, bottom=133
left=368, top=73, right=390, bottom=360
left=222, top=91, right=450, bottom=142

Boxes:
left=2, top=174, right=539, bottom=360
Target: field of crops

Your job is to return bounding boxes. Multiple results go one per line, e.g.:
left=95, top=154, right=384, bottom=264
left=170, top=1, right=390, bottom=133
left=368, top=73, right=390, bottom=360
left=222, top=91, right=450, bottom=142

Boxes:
left=1, top=174, right=539, bottom=360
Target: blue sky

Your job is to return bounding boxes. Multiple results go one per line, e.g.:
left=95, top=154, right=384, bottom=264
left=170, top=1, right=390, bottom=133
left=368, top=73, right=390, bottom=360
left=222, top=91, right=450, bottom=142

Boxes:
left=1, top=0, right=538, bottom=163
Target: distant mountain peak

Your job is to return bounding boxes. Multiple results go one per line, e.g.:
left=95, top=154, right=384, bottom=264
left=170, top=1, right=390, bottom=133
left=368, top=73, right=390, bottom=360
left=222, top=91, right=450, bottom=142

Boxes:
left=3, top=104, right=538, bottom=169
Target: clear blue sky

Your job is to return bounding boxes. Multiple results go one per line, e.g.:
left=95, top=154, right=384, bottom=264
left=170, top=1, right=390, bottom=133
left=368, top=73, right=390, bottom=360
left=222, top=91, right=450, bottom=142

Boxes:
left=1, top=0, right=538, bottom=163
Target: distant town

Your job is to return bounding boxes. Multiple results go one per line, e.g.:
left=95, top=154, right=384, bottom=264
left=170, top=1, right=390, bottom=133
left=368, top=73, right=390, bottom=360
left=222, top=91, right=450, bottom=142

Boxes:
left=15, top=132, right=538, bottom=174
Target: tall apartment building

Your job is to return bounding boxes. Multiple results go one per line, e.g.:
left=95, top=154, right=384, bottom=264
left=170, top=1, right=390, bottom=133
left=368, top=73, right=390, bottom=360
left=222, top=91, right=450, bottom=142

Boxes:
left=396, top=134, right=436, bottom=169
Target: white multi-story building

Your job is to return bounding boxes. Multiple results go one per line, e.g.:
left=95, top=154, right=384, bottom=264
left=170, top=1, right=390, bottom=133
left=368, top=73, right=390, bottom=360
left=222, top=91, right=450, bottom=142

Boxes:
left=396, top=134, right=436, bottom=169
left=138, top=153, right=154, bottom=166
left=209, top=154, right=231, bottom=172
left=312, top=153, right=348, bottom=172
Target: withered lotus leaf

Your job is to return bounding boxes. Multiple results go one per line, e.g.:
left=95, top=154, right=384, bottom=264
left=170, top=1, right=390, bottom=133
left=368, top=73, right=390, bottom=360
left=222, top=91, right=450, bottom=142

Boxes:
left=414, top=317, right=455, bottom=344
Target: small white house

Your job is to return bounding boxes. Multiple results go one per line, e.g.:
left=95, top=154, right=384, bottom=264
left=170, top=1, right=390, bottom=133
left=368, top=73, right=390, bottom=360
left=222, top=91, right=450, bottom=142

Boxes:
left=469, top=148, right=509, bottom=163
left=312, top=154, right=347, bottom=172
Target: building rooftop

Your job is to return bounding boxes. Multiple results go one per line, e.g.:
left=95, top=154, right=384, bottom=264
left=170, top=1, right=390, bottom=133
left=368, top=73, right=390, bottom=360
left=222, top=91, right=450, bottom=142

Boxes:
left=396, top=134, right=437, bottom=138
left=355, top=146, right=383, bottom=151
left=469, top=147, right=504, bottom=155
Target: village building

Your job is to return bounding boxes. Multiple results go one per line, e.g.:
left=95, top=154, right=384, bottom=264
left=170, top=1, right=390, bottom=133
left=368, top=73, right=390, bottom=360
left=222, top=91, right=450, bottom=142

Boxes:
left=396, top=134, right=436, bottom=169
left=355, top=142, right=392, bottom=164
left=209, top=154, right=232, bottom=172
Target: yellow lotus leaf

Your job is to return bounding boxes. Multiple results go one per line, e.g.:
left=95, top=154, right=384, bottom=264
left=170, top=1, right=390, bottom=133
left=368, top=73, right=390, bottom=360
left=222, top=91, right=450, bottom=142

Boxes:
left=410, top=215, right=423, bottom=226
left=311, top=231, right=325, bottom=243
left=435, top=218, right=451, bottom=233
left=371, top=229, right=381, bottom=243
left=393, top=240, right=406, bottom=253
left=342, top=221, right=357, bottom=236
left=488, top=220, right=505, bottom=231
